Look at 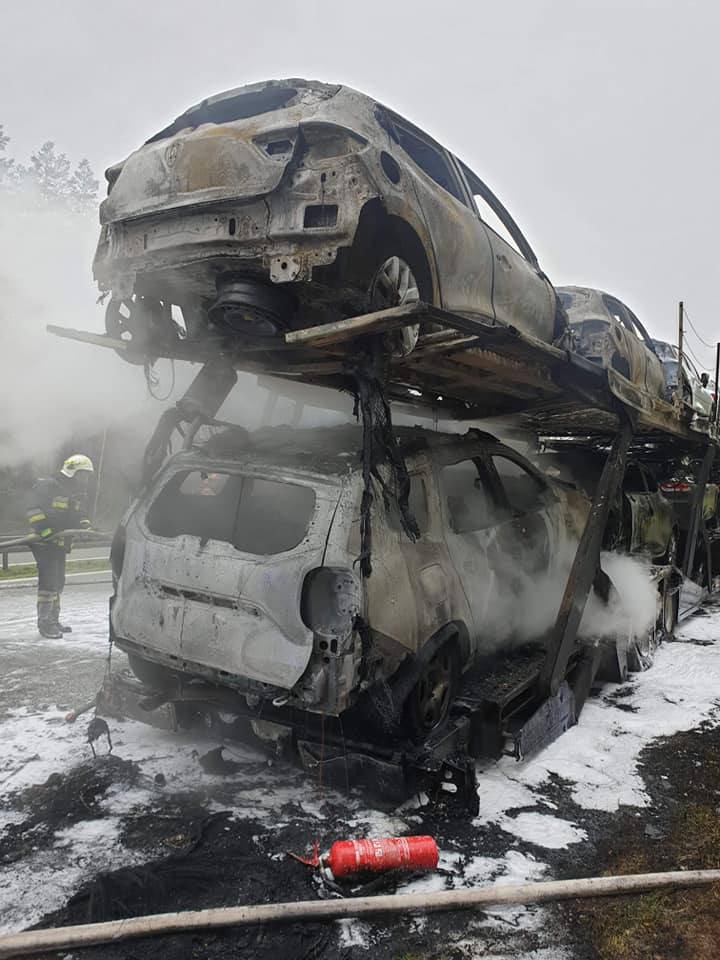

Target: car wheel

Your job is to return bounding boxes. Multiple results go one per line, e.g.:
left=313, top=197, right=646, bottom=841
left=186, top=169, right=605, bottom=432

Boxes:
left=368, top=255, right=421, bottom=358
left=627, top=623, right=659, bottom=672
left=405, top=644, right=459, bottom=742
left=660, top=579, right=679, bottom=640
left=127, top=653, right=176, bottom=690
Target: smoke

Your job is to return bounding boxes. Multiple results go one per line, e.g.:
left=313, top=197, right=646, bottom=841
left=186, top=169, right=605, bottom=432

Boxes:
left=468, top=532, right=658, bottom=653
left=582, top=551, right=658, bottom=642
left=0, top=184, right=352, bottom=470
left=0, top=185, right=189, bottom=467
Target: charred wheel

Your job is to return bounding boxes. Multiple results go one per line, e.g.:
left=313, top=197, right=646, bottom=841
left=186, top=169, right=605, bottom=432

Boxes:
left=405, top=644, right=459, bottom=742
left=627, top=619, right=660, bottom=672
left=368, top=255, right=421, bottom=358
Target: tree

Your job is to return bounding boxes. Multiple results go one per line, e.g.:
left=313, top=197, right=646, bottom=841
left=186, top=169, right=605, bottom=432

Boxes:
left=0, top=126, right=99, bottom=211
left=70, top=157, right=99, bottom=212
left=27, top=140, right=73, bottom=203
left=0, top=124, right=17, bottom=187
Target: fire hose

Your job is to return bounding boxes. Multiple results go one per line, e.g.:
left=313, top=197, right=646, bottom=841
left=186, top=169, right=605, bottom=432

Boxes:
left=0, top=869, right=719, bottom=958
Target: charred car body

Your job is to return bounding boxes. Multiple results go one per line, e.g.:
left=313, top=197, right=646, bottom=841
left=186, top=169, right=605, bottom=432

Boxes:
left=94, top=78, right=566, bottom=363
left=557, top=286, right=666, bottom=403
left=536, top=446, right=677, bottom=564
left=110, top=425, right=588, bottom=735
left=651, top=339, right=715, bottom=422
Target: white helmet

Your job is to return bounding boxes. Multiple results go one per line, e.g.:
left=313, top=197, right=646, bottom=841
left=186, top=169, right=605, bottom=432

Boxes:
left=60, top=454, right=95, bottom=478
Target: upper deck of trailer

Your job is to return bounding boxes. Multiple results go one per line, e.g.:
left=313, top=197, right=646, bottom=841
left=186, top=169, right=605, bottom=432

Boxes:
left=49, top=299, right=718, bottom=449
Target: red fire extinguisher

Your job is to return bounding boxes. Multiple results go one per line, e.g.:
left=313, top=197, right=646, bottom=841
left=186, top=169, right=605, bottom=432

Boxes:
left=327, top=836, right=438, bottom=878
left=290, top=836, right=439, bottom=879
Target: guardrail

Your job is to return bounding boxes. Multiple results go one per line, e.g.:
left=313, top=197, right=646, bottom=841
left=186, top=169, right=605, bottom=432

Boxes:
left=0, top=533, right=113, bottom=572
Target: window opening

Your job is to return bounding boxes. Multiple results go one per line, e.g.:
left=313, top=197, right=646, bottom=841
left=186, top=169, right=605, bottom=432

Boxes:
left=389, top=118, right=465, bottom=203
left=147, top=470, right=316, bottom=555
left=441, top=459, right=498, bottom=532
left=146, top=87, right=298, bottom=143
left=387, top=474, right=429, bottom=535
left=491, top=456, right=546, bottom=514
left=624, top=464, right=646, bottom=493
left=458, top=160, right=535, bottom=262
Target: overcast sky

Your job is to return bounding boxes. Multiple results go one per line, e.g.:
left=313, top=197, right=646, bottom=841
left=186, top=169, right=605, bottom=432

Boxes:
left=2, top=0, right=719, bottom=369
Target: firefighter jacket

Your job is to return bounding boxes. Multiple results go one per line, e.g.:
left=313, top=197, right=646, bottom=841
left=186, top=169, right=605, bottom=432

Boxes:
left=26, top=476, right=91, bottom=548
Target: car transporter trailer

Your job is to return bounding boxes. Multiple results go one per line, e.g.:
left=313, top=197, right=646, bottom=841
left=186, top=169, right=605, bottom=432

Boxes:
left=52, top=299, right=720, bottom=812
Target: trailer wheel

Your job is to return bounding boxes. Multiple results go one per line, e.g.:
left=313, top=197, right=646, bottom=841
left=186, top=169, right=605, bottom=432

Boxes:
left=128, top=653, right=176, bottom=690
left=405, top=643, right=459, bottom=743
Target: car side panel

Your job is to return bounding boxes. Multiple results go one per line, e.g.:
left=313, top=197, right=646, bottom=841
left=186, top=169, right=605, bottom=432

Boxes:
left=484, top=232, right=557, bottom=342
left=404, top=170, right=495, bottom=319
left=626, top=491, right=671, bottom=559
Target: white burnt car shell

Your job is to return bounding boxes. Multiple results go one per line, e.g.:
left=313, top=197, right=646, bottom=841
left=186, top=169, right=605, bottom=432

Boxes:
left=94, top=79, right=566, bottom=362
left=651, top=339, right=714, bottom=421
left=109, top=426, right=587, bottom=737
left=557, top=286, right=666, bottom=401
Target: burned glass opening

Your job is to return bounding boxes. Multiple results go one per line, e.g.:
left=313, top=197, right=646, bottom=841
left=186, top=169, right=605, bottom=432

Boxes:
left=147, top=469, right=316, bottom=555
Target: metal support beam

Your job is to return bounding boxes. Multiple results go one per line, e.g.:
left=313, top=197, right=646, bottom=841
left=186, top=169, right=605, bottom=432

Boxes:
left=538, top=412, right=635, bottom=699
left=682, top=443, right=715, bottom=579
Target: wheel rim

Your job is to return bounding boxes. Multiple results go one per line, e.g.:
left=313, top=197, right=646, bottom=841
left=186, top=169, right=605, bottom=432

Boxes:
left=411, top=648, right=455, bottom=734
left=369, top=256, right=420, bottom=357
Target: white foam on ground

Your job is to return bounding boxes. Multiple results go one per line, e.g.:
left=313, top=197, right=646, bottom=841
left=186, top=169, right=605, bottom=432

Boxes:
left=497, top=812, right=587, bottom=848
left=2, top=584, right=720, bottom=957
left=477, top=628, right=720, bottom=817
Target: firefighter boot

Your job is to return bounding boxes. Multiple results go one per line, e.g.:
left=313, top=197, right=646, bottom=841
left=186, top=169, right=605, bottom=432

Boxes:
left=51, top=595, right=72, bottom=634
left=37, top=592, right=63, bottom=639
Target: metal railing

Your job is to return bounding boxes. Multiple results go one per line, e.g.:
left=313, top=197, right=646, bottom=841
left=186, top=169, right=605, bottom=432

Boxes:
left=0, top=531, right=112, bottom=572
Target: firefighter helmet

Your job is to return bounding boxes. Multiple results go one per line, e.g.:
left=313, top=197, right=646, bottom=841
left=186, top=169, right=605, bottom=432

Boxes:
left=60, top=454, right=95, bottom=478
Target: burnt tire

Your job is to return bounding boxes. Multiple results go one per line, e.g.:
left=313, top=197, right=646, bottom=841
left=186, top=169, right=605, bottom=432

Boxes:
left=405, top=643, right=459, bottom=743
left=626, top=625, right=659, bottom=673
left=127, top=653, right=176, bottom=690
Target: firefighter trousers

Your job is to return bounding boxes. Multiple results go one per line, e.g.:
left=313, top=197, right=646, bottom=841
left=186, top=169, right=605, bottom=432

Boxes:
left=30, top=544, right=66, bottom=627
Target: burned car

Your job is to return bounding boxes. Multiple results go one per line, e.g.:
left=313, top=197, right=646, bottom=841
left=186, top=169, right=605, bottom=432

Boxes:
left=94, top=78, right=566, bottom=365
left=608, top=461, right=678, bottom=563
left=109, top=425, right=588, bottom=738
left=651, top=338, right=714, bottom=423
left=557, top=286, right=665, bottom=400
left=537, top=447, right=677, bottom=565
left=660, top=475, right=719, bottom=532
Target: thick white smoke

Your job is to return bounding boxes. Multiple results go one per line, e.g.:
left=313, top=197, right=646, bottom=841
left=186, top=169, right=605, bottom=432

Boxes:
left=0, top=185, right=354, bottom=469
left=0, top=186, right=186, bottom=466
left=466, top=534, right=658, bottom=653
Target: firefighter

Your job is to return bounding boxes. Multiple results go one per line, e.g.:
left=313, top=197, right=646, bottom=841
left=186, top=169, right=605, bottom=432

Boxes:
left=25, top=454, right=94, bottom=638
